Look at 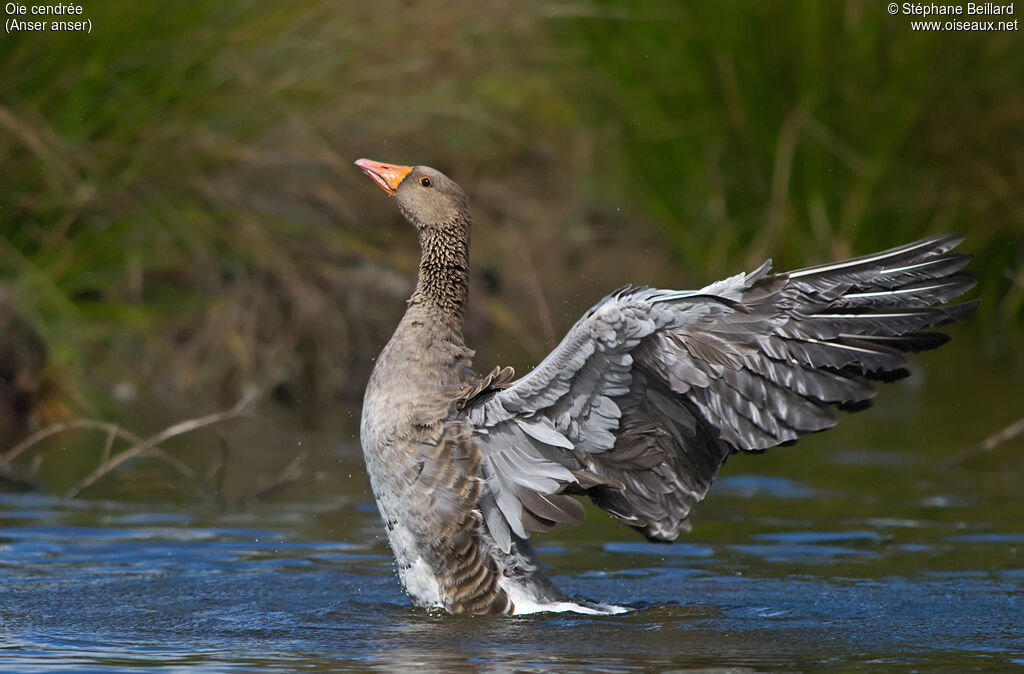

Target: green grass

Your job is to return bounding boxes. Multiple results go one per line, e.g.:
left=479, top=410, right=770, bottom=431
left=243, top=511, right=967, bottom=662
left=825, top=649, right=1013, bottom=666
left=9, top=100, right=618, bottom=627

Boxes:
left=1, top=1, right=1020, bottom=430
left=546, top=1, right=1023, bottom=315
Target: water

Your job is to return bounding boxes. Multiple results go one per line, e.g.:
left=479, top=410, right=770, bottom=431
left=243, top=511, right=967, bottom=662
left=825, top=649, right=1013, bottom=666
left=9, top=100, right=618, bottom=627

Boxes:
left=1, top=339, right=1022, bottom=671
left=1, top=477, right=1020, bottom=670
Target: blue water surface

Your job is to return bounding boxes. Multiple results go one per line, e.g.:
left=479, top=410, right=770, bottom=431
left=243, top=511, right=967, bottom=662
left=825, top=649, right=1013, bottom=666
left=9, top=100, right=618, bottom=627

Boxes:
left=1, top=455, right=1021, bottom=674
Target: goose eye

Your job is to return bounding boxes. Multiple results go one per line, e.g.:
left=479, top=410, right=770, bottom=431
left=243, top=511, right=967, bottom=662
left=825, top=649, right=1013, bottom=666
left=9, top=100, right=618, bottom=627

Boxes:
left=420, top=176, right=432, bottom=188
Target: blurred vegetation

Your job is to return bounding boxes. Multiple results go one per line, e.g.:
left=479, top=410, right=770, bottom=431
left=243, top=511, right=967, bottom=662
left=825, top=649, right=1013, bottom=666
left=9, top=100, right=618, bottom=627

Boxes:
left=1, top=1, right=1021, bottom=450
left=546, top=1, right=1023, bottom=309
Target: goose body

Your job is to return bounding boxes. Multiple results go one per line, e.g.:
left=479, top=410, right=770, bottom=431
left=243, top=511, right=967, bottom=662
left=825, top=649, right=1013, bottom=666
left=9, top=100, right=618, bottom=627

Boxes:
left=355, top=158, right=975, bottom=615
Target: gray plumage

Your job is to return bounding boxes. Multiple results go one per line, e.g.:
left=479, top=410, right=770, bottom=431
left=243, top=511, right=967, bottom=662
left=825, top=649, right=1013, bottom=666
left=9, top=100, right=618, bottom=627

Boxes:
left=355, top=159, right=975, bottom=615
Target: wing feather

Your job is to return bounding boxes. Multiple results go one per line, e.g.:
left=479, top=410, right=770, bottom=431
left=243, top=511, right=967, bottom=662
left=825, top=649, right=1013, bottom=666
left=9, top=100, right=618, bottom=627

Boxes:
left=462, top=233, right=974, bottom=545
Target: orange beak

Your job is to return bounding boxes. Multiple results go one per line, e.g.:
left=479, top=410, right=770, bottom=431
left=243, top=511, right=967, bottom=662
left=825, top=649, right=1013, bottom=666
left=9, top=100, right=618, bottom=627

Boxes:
left=355, top=158, right=413, bottom=195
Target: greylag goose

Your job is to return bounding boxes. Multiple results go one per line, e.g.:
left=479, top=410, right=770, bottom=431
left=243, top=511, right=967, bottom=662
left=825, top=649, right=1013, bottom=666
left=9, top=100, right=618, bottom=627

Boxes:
left=354, top=158, right=975, bottom=615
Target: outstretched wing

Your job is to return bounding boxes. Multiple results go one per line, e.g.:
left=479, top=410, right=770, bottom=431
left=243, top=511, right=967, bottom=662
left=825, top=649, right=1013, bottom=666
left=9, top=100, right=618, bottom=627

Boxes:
left=462, top=233, right=975, bottom=550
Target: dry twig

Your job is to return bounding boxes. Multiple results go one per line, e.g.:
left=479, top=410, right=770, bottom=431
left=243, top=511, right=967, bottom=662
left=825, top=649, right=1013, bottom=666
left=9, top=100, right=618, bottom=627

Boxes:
left=1, top=392, right=258, bottom=499
left=64, top=392, right=256, bottom=498
left=2, top=389, right=319, bottom=502
left=3, top=420, right=144, bottom=465
left=944, top=415, right=1024, bottom=467
left=246, top=452, right=315, bottom=502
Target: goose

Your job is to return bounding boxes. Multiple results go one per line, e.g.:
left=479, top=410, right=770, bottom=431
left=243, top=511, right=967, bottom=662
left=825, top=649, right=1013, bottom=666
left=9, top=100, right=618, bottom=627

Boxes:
left=354, top=157, right=975, bottom=615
